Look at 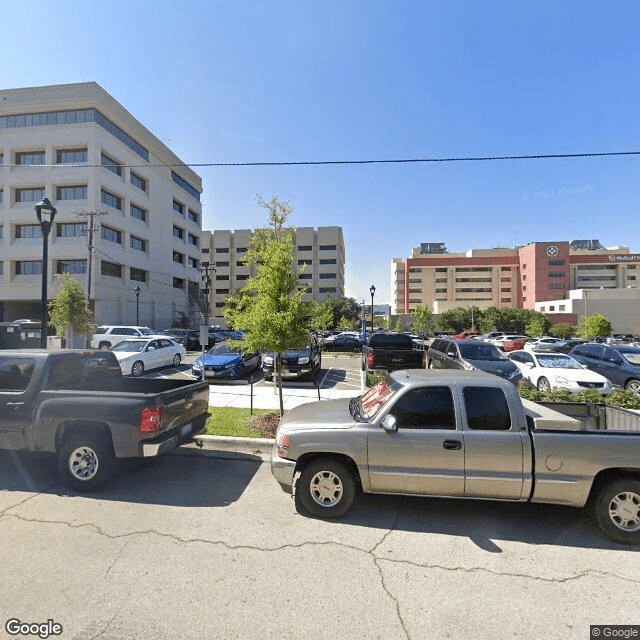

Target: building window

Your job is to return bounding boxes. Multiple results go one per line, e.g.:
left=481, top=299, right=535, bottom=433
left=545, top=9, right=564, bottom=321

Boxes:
left=101, top=189, right=122, bottom=210
left=236, top=247, right=247, bottom=253
left=455, top=267, right=492, bottom=272
left=16, top=150, right=45, bottom=165
left=549, top=306, right=555, bottom=311
left=559, top=305, right=566, bottom=311
left=56, top=185, right=87, bottom=200
left=15, top=187, right=45, bottom=203
left=298, top=245, right=312, bottom=251
left=501, top=277, right=510, bottom=282
left=0, top=262, right=3, bottom=276
left=319, top=244, right=337, bottom=251
left=202, top=248, right=210, bottom=255
left=171, top=171, right=200, bottom=201
left=435, top=268, right=447, bottom=273
left=56, top=259, right=87, bottom=274
left=319, top=273, right=336, bottom=279
left=319, top=287, right=337, bottom=293
left=215, top=302, right=225, bottom=308
left=0, top=189, right=3, bottom=204
left=540, top=306, right=546, bottom=312
left=173, top=200, right=184, bottom=215
left=501, top=298, right=511, bottom=303
left=100, top=261, right=121, bottom=278
left=548, top=259, right=566, bottom=266
left=101, top=152, right=122, bottom=176
left=130, top=267, right=146, bottom=282
left=189, top=257, right=199, bottom=269
left=215, top=261, right=229, bottom=267
left=130, top=235, right=147, bottom=252
left=130, top=172, right=147, bottom=192
left=522, top=264, right=527, bottom=269
left=16, top=260, right=42, bottom=275
left=548, top=272, right=566, bottom=278
left=173, top=251, right=184, bottom=264
left=435, top=288, right=447, bottom=293
left=501, top=266, right=511, bottom=271
left=299, top=274, right=312, bottom=280
left=298, top=259, right=312, bottom=266
left=15, top=224, right=42, bottom=239
left=173, top=277, right=185, bottom=289
left=408, top=278, right=421, bottom=283
left=0, top=154, right=3, bottom=165
left=236, top=261, right=245, bottom=267
left=501, top=287, right=511, bottom=292
left=173, top=225, right=184, bottom=240
left=216, top=288, right=229, bottom=294
left=215, top=247, right=229, bottom=253
left=0, top=224, right=3, bottom=239
left=549, top=283, right=566, bottom=289
left=130, top=204, right=147, bottom=222
left=408, top=267, right=421, bottom=273
left=319, top=259, right=337, bottom=265
left=56, top=148, right=87, bottom=164
left=236, top=275, right=249, bottom=281
left=216, top=275, right=229, bottom=281
left=188, top=233, right=199, bottom=247
left=523, top=286, right=527, bottom=291
left=101, top=225, right=122, bottom=244
left=188, top=209, right=199, bottom=224
left=56, top=223, right=85, bottom=237
left=408, top=289, right=422, bottom=293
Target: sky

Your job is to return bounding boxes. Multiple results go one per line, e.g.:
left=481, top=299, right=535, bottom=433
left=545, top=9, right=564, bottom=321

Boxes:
left=3, top=1, right=640, bottom=305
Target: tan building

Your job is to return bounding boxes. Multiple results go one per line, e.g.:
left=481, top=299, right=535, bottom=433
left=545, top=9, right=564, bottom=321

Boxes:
left=0, top=82, right=203, bottom=329
left=204, top=226, right=345, bottom=322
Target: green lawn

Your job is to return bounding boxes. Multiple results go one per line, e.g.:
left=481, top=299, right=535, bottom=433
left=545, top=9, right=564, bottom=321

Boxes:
left=204, top=407, right=276, bottom=438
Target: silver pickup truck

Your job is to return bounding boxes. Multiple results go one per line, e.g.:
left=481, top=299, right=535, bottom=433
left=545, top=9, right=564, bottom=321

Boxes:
left=271, top=370, right=640, bottom=544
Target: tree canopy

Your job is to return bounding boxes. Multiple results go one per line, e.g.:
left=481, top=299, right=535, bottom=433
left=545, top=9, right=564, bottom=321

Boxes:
left=48, top=274, right=95, bottom=339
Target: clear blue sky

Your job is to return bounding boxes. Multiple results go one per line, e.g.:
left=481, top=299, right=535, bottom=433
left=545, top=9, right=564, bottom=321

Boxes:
left=4, top=1, right=640, bottom=304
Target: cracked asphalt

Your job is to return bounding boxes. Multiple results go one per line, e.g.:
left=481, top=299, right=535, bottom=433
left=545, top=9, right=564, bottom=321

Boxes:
left=1, top=447, right=639, bottom=640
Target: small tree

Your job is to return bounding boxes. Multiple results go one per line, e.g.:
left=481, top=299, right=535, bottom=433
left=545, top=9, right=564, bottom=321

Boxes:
left=309, top=300, right=333, bottom=332
left=578, top=313, right=612, bottom=340
left=411, top=304, right=435, bottom=335
left=549, top=323, right=576, bottom=339
left=48, top=274, right=95, bottom=343
left=524, top=314, right=549, bottom=338
left=394, top=319, right=403, bottom=333
left=224, top=195, right=309, bottom=416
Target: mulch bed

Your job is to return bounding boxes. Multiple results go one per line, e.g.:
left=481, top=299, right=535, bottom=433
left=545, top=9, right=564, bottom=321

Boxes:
left=249, top=411, right=281, bottom=437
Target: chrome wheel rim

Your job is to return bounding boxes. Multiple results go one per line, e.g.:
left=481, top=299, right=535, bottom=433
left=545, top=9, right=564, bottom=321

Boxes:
left=626, top=381, right=640, bottom=397
left=68, top=446, right=99, bottom=481
left=132, top=362, right=143, bottom=376
left=538, top=378, right=551, bottom=392
left=173, top=354, right=181, bottom=366
left=608, top=491, right=640, bottom=532
left=309, top=470, right=343, bottom=507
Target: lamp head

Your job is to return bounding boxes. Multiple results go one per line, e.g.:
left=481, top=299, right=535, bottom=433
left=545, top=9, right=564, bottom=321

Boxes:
left=35, top=197, right=57, bottom=224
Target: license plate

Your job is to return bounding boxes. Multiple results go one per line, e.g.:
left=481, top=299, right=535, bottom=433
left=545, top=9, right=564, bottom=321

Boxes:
left=392, top=358, right=402, bottom=363
left=180, top=423, right=193, bottom=437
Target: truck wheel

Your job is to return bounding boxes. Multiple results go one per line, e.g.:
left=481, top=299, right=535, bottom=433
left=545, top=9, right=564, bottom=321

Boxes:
left=131, top=360, right=144, bottom=377
left=57, top=432, right=115, bottom=492
left=296, top=458, right=356, bottom=518
left=427, top=360, right=434, bottom=369
left=537, top=377, right=551, bottom=393
left=99, top=341, right=111, bottom=350
left=595, top=479, right=640, bottom=544
left=625, top=379, right=640, bottom=398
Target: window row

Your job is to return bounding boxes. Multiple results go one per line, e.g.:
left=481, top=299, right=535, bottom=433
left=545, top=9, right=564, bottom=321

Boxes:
left=297, top=244, right=339, bottom=251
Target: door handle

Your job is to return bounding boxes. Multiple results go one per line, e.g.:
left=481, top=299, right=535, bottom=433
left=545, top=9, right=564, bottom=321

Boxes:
left=443, top=439, right=462, bottom=450
left=7, top=402, right=24, bottom=408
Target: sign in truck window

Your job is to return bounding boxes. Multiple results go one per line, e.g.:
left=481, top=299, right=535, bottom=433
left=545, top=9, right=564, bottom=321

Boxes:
left=360, top=376, right=402, bottom=420
left=0, top=357, right=35, bottom=391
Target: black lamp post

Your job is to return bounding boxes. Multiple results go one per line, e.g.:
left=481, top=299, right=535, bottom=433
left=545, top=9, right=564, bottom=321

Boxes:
left=369, top=284, right=376, bottom=335
left=134, top=286, right=141, bottom=325
left=35, top=197, right=57, bottom=349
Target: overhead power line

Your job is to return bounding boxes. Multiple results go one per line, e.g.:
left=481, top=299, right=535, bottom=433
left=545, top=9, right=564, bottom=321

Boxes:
left=7, top=149, right=640, bottom=170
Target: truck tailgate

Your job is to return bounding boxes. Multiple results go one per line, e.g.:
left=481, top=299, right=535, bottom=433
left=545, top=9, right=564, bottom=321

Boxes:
left=156, top=381, right=209, bottom=434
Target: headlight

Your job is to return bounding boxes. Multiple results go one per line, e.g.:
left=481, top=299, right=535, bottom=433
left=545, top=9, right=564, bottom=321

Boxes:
left=555, top=375, right=569, bottom=384
left=508, top=370, right=521, bottom=379
left=263, top=356, right=274, bottom=365
left=298, top=357, right=310, bottom=365
left=462, top=362, right=476, bottom=371
left=223, top=361, right=238, bottom=369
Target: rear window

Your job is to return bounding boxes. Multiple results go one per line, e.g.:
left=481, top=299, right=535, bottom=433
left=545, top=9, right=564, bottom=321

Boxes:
left=0, top=356, right=35, bottom=391
left=45, top=354, right=122, bottom=390
left=369, top=334, right=413, bottom=349
left=95, top=326, right=109, bottom=335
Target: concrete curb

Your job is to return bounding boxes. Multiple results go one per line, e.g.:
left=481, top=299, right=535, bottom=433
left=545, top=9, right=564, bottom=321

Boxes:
left=188, top=434, right=275, bottom=456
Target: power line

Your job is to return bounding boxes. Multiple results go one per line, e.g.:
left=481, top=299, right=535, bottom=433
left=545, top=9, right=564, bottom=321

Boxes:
left=6, top=149, right=640, bottom=170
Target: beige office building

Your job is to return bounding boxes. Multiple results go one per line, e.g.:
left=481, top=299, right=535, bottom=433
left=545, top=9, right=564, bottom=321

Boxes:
left=203, top=226, right=345, bottom=322
left=0, top=82, right=203, bottom=329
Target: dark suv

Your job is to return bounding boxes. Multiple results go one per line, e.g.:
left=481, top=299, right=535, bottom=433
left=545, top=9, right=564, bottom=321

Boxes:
left=569, top=343, right=640, bottom=396
left=427, top=337, right=522, bottom=384
left=262, top=333, right=322, bottom=382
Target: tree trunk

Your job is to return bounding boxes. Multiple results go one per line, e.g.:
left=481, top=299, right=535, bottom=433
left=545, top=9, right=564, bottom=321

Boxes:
left=276, top=353, right=284, bottom=417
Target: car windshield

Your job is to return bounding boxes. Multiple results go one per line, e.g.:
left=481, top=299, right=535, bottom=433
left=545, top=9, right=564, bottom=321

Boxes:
left=356, top=376, right=403, bottom=421
left=206, top=341, right=241, bottom=356
left=111, top=340, right=146, bottom=353
left=536, top=354, right=581, bottom=369
left=458, top=344, right=505, bottom=361
left=617, top=347, right=640, bottom=365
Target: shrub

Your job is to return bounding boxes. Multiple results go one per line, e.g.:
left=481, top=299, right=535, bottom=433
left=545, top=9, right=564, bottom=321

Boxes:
left=575, top=390, right=607, bottom=404
left=543, top=389, right=574, bottom=403
left=603, top=389, right=640, bottom=409
left=518, top=383, right=542, bottom=401
left=366, top=371, right=387, bottom=387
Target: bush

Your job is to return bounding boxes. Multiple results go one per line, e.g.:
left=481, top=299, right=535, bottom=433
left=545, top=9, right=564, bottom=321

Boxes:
left=518, top=383, right=542, bottom=401
left=603, top=389, right=640, bottom=409
left=575, top=390, right=607, bottom=404
left=543, top=389, right=575, bottom=403
left=366, top=371, right=387, bottom=387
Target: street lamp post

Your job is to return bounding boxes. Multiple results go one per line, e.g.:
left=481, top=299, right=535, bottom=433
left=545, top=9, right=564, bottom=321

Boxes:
left=134, top=286, right=141, bottom=325
left=35, top=197, right=57, bottom=349
left=370, top=284, right=376, bottom=335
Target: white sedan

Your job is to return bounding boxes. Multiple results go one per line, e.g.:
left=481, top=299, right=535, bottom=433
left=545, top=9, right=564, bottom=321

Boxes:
left=110, top=336, right=186, bottom=376
left=507, top=350, right=614, bottom=394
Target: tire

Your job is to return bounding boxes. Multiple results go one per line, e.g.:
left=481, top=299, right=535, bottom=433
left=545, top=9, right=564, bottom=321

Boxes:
left=594, top=479, right=640, bottom=544
left=57, top=431, right=115, bottom=492
left=99, top=341, right=111, bottom=350
left=625, top=379, right=640, bottom=398
left=427, top=360, right=434, bottom=370
left=296, top=458, right=356, bottom=518
left=537, top=377, right=551, bottom=393
left=264, top=373, right=273, bottom=382
left=131, top=360, right=144, bottom=377
left=172, top=353, right=181, bottom=367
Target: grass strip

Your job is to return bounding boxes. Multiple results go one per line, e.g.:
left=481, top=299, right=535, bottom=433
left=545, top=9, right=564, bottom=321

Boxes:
left=204, top=407, right=275, bottom=438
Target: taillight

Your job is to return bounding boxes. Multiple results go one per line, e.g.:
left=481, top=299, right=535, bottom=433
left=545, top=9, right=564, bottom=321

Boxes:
left=367, top=352, right=374, bottom=365
left=140, top=406, right=162, bottom=433
left=422, top=354, right=427, bottom=367
left=276, top=433, right=289, bottom=457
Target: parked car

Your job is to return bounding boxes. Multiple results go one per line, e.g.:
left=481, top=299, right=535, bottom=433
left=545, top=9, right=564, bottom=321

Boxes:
left=271, top=369, right=640, bottom=543
left=553, top=338, right=586, bottom=354
left=523, top=337, right=566, bottom=352
left=492, top=335, right=528, bottom=350
left=507, top=350, right=613, bottom=394
left=569, top=343, right=640, bottom=397
left=162, top=328, right=201, bottom=350
left=480, top=332, right=506, bottom=342
left=362, top=332, right=425, bottom=372
left=191, top=340, right=261, bottom=380
left=262, top=333, right=322, bottom=382
left=427, top=337, right=521, bottom=384
left=110, top=336, right=186, bottom=377
left=452, top=330, right=477, bottom=340
left=501, top=336, right=528, bottom=352
left=90, top=325, right=156, bottom=350
left=322, top=334, right=363, bottom=353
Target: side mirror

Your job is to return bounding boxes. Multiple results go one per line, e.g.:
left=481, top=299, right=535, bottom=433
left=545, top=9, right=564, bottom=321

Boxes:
left=381, top=414, right=398, bottom=433
left=447, top=351, right=457, bottom=359
left=147, top=346, right=155, bottom=351
left=525, top=362, right=535, bottom=368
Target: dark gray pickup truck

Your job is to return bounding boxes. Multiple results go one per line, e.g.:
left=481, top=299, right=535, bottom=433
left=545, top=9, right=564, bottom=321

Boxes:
left=0, top=349, right=209, bottom=491
left=361, top=333, right=426, bottom=373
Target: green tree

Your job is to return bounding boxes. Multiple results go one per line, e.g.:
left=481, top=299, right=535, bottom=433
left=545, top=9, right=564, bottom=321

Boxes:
left=411, top=304, right=435, bottom=335
left=325, top=297, right=361, bottom=328
left=48, top=274, right=95, bottom=342
left=309, top=299, right=333, bottom=332
left=577, top=313, right=612, bottom=339
left=224, top=195, right=309, bottom=416
left=549, top=323, right=576, bottom=339
left=394, top=319, right=403, bottom=333
left=438, top=308, right=473, bottom=334
left=524, top=313, right=549, bottom=337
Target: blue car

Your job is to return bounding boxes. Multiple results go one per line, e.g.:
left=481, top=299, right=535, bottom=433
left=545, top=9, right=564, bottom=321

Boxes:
left=192, top=341, right=261, bottom=380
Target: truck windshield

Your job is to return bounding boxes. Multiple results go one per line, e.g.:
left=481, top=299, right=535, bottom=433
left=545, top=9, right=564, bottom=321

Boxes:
left=357, top=376, right=403, bottom=421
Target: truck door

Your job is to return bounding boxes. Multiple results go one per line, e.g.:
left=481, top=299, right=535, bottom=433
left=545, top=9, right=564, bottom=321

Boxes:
left=0, top=356, right=36, bottom=449
left=367, top=385, right=465, bottom=496
left=461, top=385, right=528, bottom=500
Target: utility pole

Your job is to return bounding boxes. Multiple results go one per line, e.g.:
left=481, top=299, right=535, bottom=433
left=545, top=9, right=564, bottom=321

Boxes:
left=74, top=210, right=108, bottom=311
left=198, top=261, right=215, bottom=381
